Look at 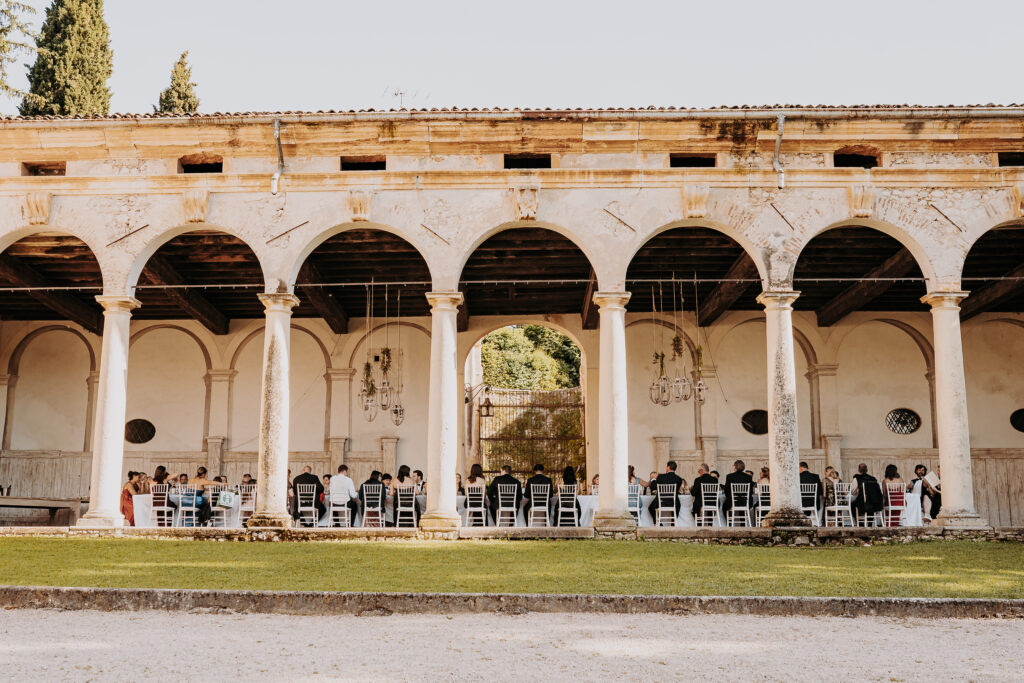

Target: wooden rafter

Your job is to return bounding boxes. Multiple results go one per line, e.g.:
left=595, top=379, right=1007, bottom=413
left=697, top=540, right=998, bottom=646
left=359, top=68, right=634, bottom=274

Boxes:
left=960, top=262, right=1024, bottom=321
left=141, top=254, right=229, bottom=335
left=0, top=253, right=102, bottom=334
left=581, top=270, right=599, bottom=329
left=298, top=262, right=348, bottom=334
left=697, top=253, right=759, bottom=326
left=815, top=248, right=918, bottom=327
left=457, top=284, right=469, bottom=332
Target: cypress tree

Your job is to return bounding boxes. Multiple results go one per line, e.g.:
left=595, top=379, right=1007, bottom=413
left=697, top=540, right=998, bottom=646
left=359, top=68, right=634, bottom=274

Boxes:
left=155, top=51, right=198, bottom=114
left=19, top=0, right=112, bottom=116
left=0, top=0, right=36, bottom=99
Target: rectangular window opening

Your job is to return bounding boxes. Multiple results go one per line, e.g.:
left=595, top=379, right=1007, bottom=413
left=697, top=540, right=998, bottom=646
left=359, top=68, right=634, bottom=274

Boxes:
left=504, top=154, right=551, bottom=169
left=669, top=154, right=717, bottom=168
left=179, top=162, right=223, bottom=174
left=340, top=156, right=386, bottom=171
left=998, top=152, right=1024, bottom=167
left=22, top=161, right=66, bottom=176
left=833, top=153, right=879, bottom=169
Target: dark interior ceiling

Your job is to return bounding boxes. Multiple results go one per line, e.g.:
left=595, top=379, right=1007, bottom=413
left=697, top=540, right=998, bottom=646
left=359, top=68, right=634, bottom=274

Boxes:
left=961, top=224, right=1024, bottom=314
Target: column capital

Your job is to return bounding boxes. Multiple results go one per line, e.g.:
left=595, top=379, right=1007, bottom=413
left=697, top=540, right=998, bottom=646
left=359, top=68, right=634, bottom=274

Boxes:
left=592, top=290, right=631, bottom=310
left=756, top=290, right=800, bottom=308
left=425, top=291, right=464, bottom=311
left=94, top=295, right=140, bottom=313
left=258, top=292, right=300, bottom=313
left=921, top=290, right=969, bottom=309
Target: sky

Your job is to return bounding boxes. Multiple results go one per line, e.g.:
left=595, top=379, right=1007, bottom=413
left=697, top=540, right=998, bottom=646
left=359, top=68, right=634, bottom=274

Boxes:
left=3, top=0, right=1023, bottom=115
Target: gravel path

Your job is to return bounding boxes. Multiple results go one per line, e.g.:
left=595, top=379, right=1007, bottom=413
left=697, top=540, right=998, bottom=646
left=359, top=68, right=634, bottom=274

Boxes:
left=0, top=610, right=1021, bottom=681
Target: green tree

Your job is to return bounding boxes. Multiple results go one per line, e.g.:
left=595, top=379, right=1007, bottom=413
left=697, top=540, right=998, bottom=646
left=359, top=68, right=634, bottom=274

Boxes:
left=155, top=50, right=198, bottom=114
left=480, top=326, right=581, bottom=390
left=19, top=0, right=112, bottom=116
left=0, top=1, right=35, bottom=99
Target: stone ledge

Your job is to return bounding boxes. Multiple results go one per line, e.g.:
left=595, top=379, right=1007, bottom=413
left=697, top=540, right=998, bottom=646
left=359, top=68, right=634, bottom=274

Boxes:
left=1, top=585, right=1021, bottom=619
left=459, top=527, right=594, bottom=540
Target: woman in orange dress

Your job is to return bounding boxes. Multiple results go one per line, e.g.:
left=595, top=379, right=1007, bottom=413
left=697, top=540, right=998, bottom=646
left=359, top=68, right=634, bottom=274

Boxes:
left=120, top=471, right=141, bottom=526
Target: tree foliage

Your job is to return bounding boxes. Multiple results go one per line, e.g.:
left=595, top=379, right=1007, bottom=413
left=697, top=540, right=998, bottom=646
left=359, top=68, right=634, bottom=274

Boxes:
left=480, top=325, right=580, bottom=390
left=155, top=50, right=198, bottom=114
left=19, top=0, right=112, bottom=116
left=0, top=0, right=35, bottom=98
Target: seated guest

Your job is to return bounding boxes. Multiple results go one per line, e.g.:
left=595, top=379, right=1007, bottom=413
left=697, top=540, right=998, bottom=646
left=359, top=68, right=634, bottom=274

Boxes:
left=292, top=466, right=325, bottom=526
left=849, top=463, right=883, bottom=522
left=413, top=469, right=425, bottom=494
left=823, top=466, right=842, bottom=507
left=359, top=470, right=384, bottom=513
left=555, top=466, right=581, bottom=526
left=757, top=467, right=771, bottom=489
left=240, top=473, right=254, bottom=487
left=644, top=471, right=658, bottom=495
left=590, top=473, right=599, bottom=493
left=922, top=466, right=941, bottom=520
left=392, top=465, right=419, bottom=525
left=330, top=464, right=359, bottom=522
left=121, top=471, right=141, bottom=526
left=137, top=472, right=152, bottom=494
left=381, top=473, right=393, bottom=491
left=177, top=473, right=189, bottom=486
left=723, top=460, right=754, bottom=514
left=690, top=463, right=718, bottom=515
left=710, top=470, right=720, bottom=480
left=455, top=473, right=465, bottom=497
left=524, top=463, right=553, bottom=519
left=152, top=466, right=169, bottom=485
left=799, top=461, right=823, bottom=511
left=469, top=463, right=487, bottom=488
left=487, top=464, right=523, bottom=520
left=628, top=465, right=639, bottom=487
left=647, top=460, right=685, bottom=520
left=882, top=465, right=905, bottom=491
left=321, top=474, right=331, bottom=504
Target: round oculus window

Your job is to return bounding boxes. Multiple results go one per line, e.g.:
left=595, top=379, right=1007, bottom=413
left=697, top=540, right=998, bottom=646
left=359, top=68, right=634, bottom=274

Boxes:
left=885, top=408, right=921, bottom=435
left=125, top=419, right=156, bottom=444
left=741, top=409, right=769, bottom=435
left=1011, top=409, right=1024, bottom=433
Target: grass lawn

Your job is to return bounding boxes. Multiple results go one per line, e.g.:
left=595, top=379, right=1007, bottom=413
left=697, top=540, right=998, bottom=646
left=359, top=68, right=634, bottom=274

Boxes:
left=0, top=538, right=1021, bottom=598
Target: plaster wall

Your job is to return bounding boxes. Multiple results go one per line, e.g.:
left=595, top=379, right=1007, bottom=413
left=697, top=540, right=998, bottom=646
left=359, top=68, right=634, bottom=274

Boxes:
left=964, top=320, right=1024, bottom=447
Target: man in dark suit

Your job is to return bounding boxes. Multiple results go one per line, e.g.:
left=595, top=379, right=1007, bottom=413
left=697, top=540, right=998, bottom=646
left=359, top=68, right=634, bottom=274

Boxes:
left=292, top=466, right=325, bottom=526
left=523, top=463, right=553, bottom=522
left=723, top=459, right=755, bottom=515
left=850, top=463, right=883, bottom=523
left=647, top=460, right=685, bottom=521
left=690, top=463, right=718, bottom=516
left=356, top=470, right=385, bottom=524
left=488, top=464, right=523, bottom=522
left=799, top=461, right=823, bottom=512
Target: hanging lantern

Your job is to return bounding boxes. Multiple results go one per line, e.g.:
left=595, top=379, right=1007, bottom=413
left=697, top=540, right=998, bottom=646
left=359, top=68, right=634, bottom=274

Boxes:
left=694, top=376, right=708, bottom=405
left=390, top=401, right=405, bottom=426
left=671, top=375, right=692, bottom=402
left=378, top=377, right=393, bottom=411
left=479, top=396, right=494, bottom=418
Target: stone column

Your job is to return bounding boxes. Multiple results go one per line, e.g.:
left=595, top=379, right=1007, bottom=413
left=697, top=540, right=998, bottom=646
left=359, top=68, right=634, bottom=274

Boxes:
left=808, top=363, right=841, bottom=469
left=0, top=374, right=13, bottom=451
left=420, top=291, right=462, bottom=532
left=592, top=291, right=635, bottom=531
left=247, top=293, right=299, bottom=528
left=921, top=291, right=988, bottom=528
left=325, top=367, right=355, bottom=472
left=652, top=436, right=672, bottom=471
left=83, top=370, right=100, bottom=453
left=756, top=291, right=809, bottom=527
left=78, top=296, right=140, bottom=527
left=205, top=369, right=235, bottom=475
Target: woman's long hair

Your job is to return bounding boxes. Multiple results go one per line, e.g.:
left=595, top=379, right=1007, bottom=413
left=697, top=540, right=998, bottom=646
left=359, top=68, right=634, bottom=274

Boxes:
left=397, top=464, right=412, bottom=482
left=470, top=463, right=485, bottom=479
left=562, top=466, right=577, bottom=486
left=884, top=464, right=900, bottom=480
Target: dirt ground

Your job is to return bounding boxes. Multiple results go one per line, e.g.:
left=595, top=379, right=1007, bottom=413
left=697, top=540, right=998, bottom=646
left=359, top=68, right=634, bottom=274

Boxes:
left=0, top=610, right=1021, bottom=681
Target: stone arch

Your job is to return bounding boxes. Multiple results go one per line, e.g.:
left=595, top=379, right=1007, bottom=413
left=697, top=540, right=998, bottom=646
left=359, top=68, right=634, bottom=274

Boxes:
left=347, top=321, right=431, bottom=369
left=230, top=323, right=332, bottom=371
left=624, top=318, right=699, bottom=368
left=7, top=325, right=96, bottom=376
left=129, top=324, right=213, bottom=371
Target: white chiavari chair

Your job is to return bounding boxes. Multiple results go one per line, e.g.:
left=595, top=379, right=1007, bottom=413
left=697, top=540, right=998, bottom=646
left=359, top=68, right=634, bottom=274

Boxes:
left=177, top=486, right=200, bottom=527
left=529, top=484, right=550, bottom=527
left=207, top=485, right=227, bottom=527
left=656, top=483, right=677, bottom=526
left=150, top=484, right=173, bottom=528
left=238, top=484, right=256, bottom=527
left=296, top=484, right=318, bottom=527
left=395, top=484, right=417, bottom=527
left=698, top=483, right=721, bottom=527
left=361, top=483, right=385, bottom=528
left=465, top=484, right=487, bottom=527
left=800, top=483, right=820, bottom=526
left=857, top=480, right=884, bottom=527
left=330, top=491, right=352, bottom=528
left=884, top=482, right=907, bottom=527
left=755, top=484, right=771, bottom=526
left=627, top=483, right=642, bottom=522
left=728, top=483, right=751, bottom=527
left=825, top=482, right=854, bottom=527
left=557, top=484, right=578, bottom=527
left=496, top=484, right=518, bottom=527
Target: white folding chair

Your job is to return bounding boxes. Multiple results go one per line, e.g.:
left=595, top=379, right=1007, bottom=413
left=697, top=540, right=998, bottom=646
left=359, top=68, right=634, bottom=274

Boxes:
left=857, top=481, right=884, bottom=527
left=361, top=483, right=385, bottom=528
left=529, top=484, right=550, bottom=527
left=465, top=485, right=487, bottom=527
left=496, top=484, right=518, bottom=527
left=627, top=483, right=642, bottom=522
left=150, top=484, right=173, bottom=528
left=296, top=484, right=318, bottom=527
left=395, top=484, right=417, bottom=527
left=825, top=482, right=854, bottom=527
left=177, top=486, right=200, bottom=527
left=656, top=483, right=677, bottom=526
left=884, top=482, right=906, bottom=527
left=557, top=484, right=578, bottom=527
left=728, top=483, right=751, bottom=527
left=238, top=484, right=256, bottom=527
left=697, top=483, right=722, bottom=527
left=800, top=483, right=820, bottom=526
left=207, top=485, right=227, bottom=527
left=755, top=484, right=771, bottom=526
left=330, top=491, right=352, bottom=528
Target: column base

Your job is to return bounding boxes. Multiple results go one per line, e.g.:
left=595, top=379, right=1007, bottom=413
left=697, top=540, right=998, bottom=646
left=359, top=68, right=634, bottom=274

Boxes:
left=419, top=510, right=462, bottom=532
left=246, top=512, right=293, bottom=528
left=76, top=511, right=125, bottom=528
left=931, top=511, right=991, bottom=530
left=762, top=507, right=812, bottom=528
left=593, top=510, right=637, bottom=533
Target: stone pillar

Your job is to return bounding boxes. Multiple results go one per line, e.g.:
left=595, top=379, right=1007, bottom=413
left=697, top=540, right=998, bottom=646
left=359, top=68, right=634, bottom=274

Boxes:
left=328, top=437, right=348, bottom=475
left=325, top=367, right=355, bottom=471
left=205, top=369, right=235, bottom=475
left=922, top=291, right=988, bottom=528
left=420, top=291, right=462, bottom=531
left=808, top=363, right=841, bottom=469
left=592, top=291, right=635, bottom=531
left=756, top=291, right=809, bottom=527
left=83, top=370, right=100, bottom=453
left=380, top=436, right=399, bottom=475
left=78, top=296, right=140, bottom=527
left=652, top=436, right=672, bottom=471
left=247, top=293, right=299, bottom=528
left=699, top=435, right=718, bottom=470
left=0, top=374, right=13, bottom=451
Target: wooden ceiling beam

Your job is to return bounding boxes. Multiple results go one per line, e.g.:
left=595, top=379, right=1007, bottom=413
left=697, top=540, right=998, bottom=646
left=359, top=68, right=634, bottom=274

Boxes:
left=0, top=254, right=102, bottom=334
left=142, top=254, right=230, bottom=335
left=697, top=253, right=760, bottom=326
left=960, top=262, right=1024, bottom=320
left=297, top=262, right=348, bottom=335
left=815, top=248, right=918, bottom=327
left=581, top=270, right=599, bottom=329
left=457, top=284, right=469, bottom=332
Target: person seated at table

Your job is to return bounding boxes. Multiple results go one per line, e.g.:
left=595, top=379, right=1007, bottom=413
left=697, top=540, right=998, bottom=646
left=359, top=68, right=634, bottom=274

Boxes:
left=326, top=465, right=359, bottom=523
left=487, top=464, right=523, bottom=521
left=822, top=466, right=842, bottom=507
left=921, top=465, right=941, bottom=520
left=710, top=470, right=720, bottom=480
left=177, top=473, right=189, bottom=486
left=849, top=463, right=883, bottom=523
left=648, top=460, right=685, bottom=520
left=292, top=466, right=325, bottom=526
left=137, top=472, right=152, bottom=494
left=799, top=461, right=823, bottom=512
left=524, top=463, right=553, bottom=519
left=469, top=463, right=487, bottom=488
left=413, top=469, right=425, bottom=494
left=240, top=473, right=255, bottom=487
left=121, top=471, right=141, bottom=526
left=723, top=460, right=754, bottom=515
left=455, top=473, right=465, bottom=497
left=627, top=465, right=639, bottom=487
left=152, top=466, right=169, bottom=485
left=590, top=473, right=599, bottom=494
left=757, top=467, right=770, bottom=489
left=555, top=466, right=581, bottom=526
left=644, top=471, right=658, bottom=495
left=321, top=474, right=332, bottom=504
left=690, top=463, right=717, bottom=516
left=359, top=470, right=384, bottom=515
left=391, top=465, right=420, bottom=525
